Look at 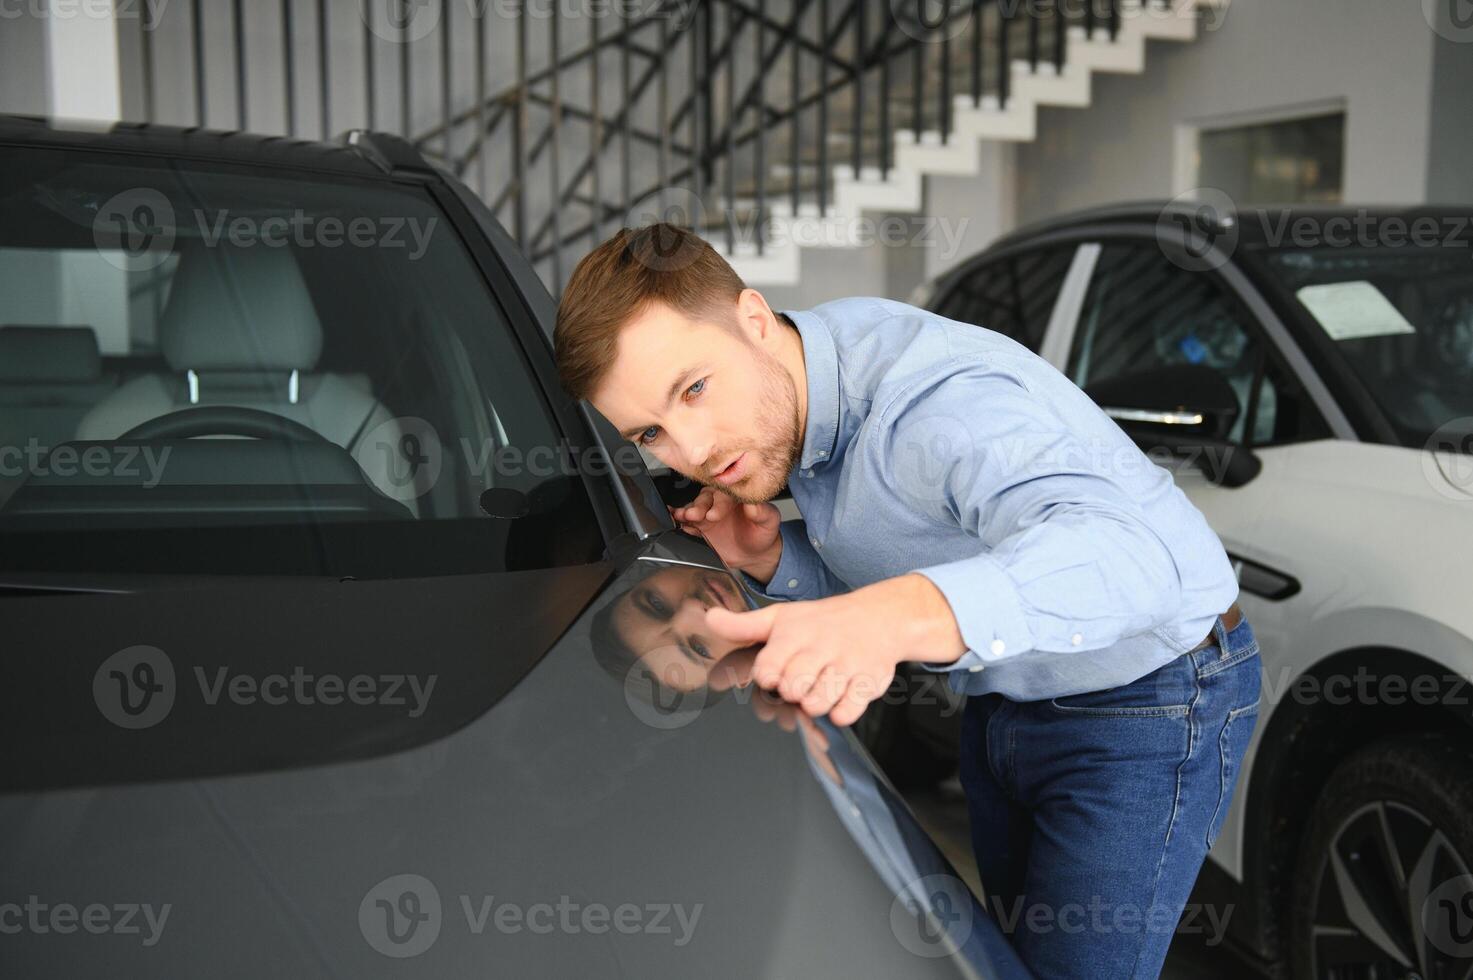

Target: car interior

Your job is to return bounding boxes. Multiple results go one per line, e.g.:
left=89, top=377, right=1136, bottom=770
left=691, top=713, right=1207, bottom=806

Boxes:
left=0, top=146, right=605, bottom=577
left=1260, top=246, right=1473, bottom=445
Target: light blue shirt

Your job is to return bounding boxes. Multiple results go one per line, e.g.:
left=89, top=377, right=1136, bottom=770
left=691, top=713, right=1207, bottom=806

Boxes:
left=751, top=297, right=1240, bottom=701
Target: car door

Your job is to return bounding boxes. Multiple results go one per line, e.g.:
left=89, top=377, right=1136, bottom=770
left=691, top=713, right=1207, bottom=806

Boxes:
left=930, top=243, right=1079, bottom=354
left=1061, top=238, right=1335, bottom=876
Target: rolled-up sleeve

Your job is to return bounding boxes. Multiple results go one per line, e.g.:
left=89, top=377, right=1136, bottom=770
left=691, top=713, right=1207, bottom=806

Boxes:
left=882, top=362, right=1186, bottom=671
left=741, top=518, right=850, bottom=601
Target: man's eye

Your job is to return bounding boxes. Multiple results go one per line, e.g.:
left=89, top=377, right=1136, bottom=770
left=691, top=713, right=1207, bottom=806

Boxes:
left=638, top=426, right=660, bottom=445
left=685, top=378, right=706, bottom=399
left=641, top=588, right=670, bottom=618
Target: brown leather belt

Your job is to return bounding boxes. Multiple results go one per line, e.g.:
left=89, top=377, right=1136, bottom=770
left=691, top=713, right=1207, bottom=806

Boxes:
left=1188, top=601, right=1244, bottom=654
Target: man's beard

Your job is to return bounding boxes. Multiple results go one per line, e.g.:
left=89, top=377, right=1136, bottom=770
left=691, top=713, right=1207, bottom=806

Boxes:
left=703, top=347, right=802, bottom=505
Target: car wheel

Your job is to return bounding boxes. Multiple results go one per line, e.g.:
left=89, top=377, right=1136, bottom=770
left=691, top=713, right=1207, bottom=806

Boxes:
left=1290, top=733, right=1473, bottom=979
left=854, top=674, right=954, bottom=790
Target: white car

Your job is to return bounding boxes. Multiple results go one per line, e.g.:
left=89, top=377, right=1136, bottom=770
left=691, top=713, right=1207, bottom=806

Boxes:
left=879, top=200, right=1473, bottom=977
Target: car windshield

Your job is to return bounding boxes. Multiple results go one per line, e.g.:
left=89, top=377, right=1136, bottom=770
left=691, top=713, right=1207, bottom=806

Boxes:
left=1255, top=238, right=1473, bottom=448
left=0, top=144, right=596, bottom=579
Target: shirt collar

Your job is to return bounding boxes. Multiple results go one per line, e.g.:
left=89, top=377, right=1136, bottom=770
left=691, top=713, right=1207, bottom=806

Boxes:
left=781, top=308, right=840, bottom=473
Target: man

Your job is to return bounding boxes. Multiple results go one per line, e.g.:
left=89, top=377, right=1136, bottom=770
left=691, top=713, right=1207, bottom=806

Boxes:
left=554, top=223, right=1261, bottom=978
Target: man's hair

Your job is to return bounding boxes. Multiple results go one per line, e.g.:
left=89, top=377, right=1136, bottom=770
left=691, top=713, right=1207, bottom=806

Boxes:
left=554, top=223, right=748, bottom=401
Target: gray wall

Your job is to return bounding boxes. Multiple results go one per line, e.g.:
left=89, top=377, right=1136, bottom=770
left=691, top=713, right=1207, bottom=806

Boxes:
left=1425, top=7, right=1473, bottom=204
left=0, top=12, right=50, bottom=116
left=755, top=231, right=893, bottom=312
left=1015, top=0, right=1443, bottom=226
left=752, top=132, right=1016, bottom=309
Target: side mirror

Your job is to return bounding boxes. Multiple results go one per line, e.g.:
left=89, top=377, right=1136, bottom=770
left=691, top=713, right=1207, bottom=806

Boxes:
left=1085, top=364, right=1261, bottom=488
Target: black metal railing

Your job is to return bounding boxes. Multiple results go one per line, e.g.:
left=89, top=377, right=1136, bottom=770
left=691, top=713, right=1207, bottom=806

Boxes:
left=120, top=0, right=1168, bottom=294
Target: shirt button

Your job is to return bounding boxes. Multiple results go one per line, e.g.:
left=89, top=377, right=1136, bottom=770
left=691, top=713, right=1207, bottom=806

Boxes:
left=803, top=469, right=814, bottom=478
left=809, top=536, right=821, bottom=549
left=968, top=664, right=985, bottom=673
left=989, top=639, right=1006, bottom=656
left=817, top=449, right=828, bottom=457
left=787, top=578, right=799, bottom=589
left=1071, top=633, right=1083, bottom=646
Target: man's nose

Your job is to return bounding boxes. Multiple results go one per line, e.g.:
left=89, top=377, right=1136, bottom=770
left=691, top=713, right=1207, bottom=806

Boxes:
left=667, top=420, right=714, bottom=471
left=673, top=598, right=710, bottom=635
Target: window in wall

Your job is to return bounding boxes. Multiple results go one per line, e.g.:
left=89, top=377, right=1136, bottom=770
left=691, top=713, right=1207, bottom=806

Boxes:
left=1198, top=112, right=1345, bottom=205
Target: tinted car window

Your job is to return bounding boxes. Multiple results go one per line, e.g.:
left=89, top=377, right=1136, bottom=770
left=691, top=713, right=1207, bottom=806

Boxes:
left=933, top=246, right=1073, bottom=352
left=1070, top=243, right=1330, bottom=447
left=1257, top=244, right=1473, bottom=448
left=0, top=146, right=603, bottom=577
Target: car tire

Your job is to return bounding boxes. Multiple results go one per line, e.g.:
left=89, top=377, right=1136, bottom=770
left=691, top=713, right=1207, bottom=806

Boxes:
left=854, top=676, right=954, bottom=790
left=1289, top=732, right=1473, bottom=979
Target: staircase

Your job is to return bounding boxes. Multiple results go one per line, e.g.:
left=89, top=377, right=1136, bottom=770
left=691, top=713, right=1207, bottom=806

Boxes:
left=417, top=0, right=1215, bottom=292
left=721, top=1, right=1206, bottom=284
left=113, top=0, right=1216, bottom=294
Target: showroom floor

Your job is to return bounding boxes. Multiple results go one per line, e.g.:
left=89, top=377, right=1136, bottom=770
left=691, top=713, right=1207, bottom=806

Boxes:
left=906, top=780, right=1260, bottom=978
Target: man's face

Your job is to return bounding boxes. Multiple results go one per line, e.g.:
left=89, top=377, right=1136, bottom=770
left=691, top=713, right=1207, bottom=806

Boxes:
left=590, top=294, right=802, bottom=505
left=610, top=565, right=751, bottom=692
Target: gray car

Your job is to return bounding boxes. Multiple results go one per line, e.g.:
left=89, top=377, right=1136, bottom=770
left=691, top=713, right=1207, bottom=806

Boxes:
left=0, top=115, right=1030, bottom=978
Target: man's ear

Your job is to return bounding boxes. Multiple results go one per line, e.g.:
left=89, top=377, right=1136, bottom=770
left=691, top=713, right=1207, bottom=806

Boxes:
left=734, top=287, right=777, bottom=342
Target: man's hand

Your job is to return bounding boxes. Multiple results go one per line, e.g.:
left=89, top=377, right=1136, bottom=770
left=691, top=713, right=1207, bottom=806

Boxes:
left=702, top=573, right=969, bottom=726
left=668, top=486, right=783, bottom=583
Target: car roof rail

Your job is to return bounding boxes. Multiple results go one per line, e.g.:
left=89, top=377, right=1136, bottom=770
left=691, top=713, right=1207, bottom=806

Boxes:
left=340, top=129, right=437, bottom=177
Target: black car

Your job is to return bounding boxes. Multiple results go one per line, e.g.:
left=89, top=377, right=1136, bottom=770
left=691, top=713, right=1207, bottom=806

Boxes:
left=0, top=115, right=1027, bottom=978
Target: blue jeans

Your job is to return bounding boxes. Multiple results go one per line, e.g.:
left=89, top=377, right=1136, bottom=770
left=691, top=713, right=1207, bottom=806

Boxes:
left=959, top=613, right=1262, bottom=979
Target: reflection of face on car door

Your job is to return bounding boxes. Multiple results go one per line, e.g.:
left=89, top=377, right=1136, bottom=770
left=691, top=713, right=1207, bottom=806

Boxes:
left=593, top=563, right=754, bottom=694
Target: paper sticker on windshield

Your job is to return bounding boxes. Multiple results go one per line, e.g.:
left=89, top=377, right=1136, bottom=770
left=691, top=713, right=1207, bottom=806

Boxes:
left=1296, top=281, right=1417, bottom=341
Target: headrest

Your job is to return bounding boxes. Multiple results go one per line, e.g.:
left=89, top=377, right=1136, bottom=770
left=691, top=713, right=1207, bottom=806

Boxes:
left=160, top=242, right=324, bottom=373
left=0, top=326, right=102, bottom=383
